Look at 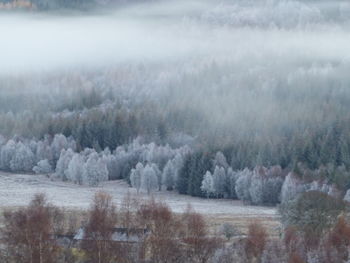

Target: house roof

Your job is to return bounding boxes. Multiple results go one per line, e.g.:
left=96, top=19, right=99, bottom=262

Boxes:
left=74, top=227, right=148, bottom=243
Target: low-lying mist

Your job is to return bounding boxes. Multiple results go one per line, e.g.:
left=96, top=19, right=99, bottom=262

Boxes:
left=1, top=0, right=350, bottom=73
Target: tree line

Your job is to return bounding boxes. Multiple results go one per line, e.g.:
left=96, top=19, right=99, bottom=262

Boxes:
left=0, top=0, right=155, bottom=10
left=2, top=132, right=350, bottom=207
left=1, top=58, right=350, bottom=206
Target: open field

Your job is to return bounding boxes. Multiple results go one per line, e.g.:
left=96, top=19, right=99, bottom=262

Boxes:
left=0, top=172, right=280, bottom=235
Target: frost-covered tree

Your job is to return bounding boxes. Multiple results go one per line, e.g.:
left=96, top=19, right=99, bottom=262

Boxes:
left=263, top=176, right=284, bottom=205
left=108, top=148, right=126, bottom=180
left=249, top=174, right=264, bottom=205
left=226, top=167, right=237, bottom=199
left=51, top=134, right=76, bottom=163
left=201, top=171, right=214, bottom=198
left=344, top=189, right=350, bottom=202
left=280, top=172, right=305, bottom=203
left=10, top=142, right=35, bottom=172
left=162, top=160, right=176, bottom=190
left=151, top=163, right=162, bottom=191
left=82, top=152, right=108, bottom=186
left=55, top=148, right=74, bottom=181
left=67, top=154, right=84, bottom=184
left=172, top=153, right=185, bottom=187
left=248, top=166, right=284, bottom=205
left=35, top=139, right=54, bottom=165
left=0, top=139, right=16, bottom=171
left=153, top=144, right=175, bottom=170
left=33, top=159, right=53, bottom=174
left=213, top=151, right=229, bottom=169
left=51, top=134, right=69, bottom=162
left=235, top=168, right=253, bottom=202
left=212, top=166, right=226, bottom=197
left=102, top=152, right=119, bottom=180
left=141, top=164, right=158, bottom=195
left=130, top=162, right=143, bottom=194
left=28, top=140, right=38, bottom=157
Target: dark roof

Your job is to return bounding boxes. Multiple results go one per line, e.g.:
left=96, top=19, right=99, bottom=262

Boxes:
left=74, top=227, right=149, bottom=243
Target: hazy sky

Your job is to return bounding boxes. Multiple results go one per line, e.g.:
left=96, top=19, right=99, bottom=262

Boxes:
left=0, top=0, right=349, bottom=74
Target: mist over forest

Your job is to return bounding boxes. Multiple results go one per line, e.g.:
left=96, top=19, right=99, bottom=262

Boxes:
left=2, top=1, right=350, bottom=262
left=1, top=0, right=350, bottom=201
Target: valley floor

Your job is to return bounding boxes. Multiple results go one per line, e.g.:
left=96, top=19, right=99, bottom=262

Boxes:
left=0, top=172, right=280, bottom=234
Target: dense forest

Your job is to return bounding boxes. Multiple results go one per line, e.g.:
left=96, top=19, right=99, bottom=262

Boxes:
left=2, top=0, right=350, bottom=262
left=1, top=0, right=350, bottom=205
left=0, top=0, right=151, bottom=10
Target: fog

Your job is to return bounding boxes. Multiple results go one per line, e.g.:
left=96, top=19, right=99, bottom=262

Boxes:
left=1, top=0, right=350, bottom=180
left=2, top=2, right=350, bottom=242
left=1, top=0, right=350, bottom=149
left=1, top=0, right=350, bottom=74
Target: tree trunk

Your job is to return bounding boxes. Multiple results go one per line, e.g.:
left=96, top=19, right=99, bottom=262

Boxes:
left=39, top=233, right=43, bottom=263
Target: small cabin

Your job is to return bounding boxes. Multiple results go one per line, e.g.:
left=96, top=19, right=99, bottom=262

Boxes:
left=73, top=227, right=149, bottom=243
left=72, top=227, right=149, bottom=262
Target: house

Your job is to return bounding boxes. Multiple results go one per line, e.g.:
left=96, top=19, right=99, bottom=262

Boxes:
left=73, top=227, right=149, bottom=262
left=73, top=227, right=149, bottom=244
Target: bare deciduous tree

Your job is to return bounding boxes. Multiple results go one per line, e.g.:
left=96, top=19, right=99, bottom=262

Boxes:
left=1, top=193, right=63, bottom=263
left=181, top=207, right=222, bottom=263
left=245, top=221, right=268, bottom=261
left=82, top=191, right=117, bottom=263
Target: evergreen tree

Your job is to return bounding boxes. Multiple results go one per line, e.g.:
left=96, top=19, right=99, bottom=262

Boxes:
left=162, top=160, right=176, bottom=191
left=212, top=166, right=226, bottom=197
left=177, top=155, right=192, bottom=194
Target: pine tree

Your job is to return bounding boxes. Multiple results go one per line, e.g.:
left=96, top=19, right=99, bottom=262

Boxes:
left=213, top=151, right=229, bottom=169
left=227, top=167, right=238, bottom=199
left=177, top=155, right=192, bottom=194
left=280, top=172, right=304, bottom=204
left=212, top=166, right=226, bottom=197
left=162, top=160, right=176, bottom=191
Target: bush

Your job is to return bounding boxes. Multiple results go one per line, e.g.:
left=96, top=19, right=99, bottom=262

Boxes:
left=279, top=191, right=346, bottom=246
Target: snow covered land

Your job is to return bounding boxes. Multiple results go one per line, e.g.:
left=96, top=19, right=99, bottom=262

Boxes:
left=0, top=172, right=276, bottom=216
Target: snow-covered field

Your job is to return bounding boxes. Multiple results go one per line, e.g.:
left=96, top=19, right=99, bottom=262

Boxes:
left=0, top=172, right=276, bottom=217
